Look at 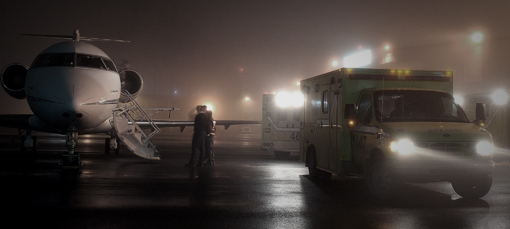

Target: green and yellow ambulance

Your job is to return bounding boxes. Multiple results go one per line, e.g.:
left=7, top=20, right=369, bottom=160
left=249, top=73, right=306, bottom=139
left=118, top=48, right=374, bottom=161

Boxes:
left=261, top=93, right=303, bottom=158
left=299, top=68, right=494, bottom=199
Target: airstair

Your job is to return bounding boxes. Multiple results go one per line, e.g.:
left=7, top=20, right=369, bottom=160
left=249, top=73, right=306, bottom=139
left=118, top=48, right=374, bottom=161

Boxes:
left=112, top=90, right=161, bottom=160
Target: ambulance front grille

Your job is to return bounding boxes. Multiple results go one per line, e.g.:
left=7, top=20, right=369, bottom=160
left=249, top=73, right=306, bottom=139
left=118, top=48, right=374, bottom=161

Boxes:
left=415, top=142, right=475, bottom=154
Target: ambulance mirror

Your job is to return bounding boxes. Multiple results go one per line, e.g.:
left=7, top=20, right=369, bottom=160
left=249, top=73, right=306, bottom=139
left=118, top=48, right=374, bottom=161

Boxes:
left=475, top=102, right=487, bottom=123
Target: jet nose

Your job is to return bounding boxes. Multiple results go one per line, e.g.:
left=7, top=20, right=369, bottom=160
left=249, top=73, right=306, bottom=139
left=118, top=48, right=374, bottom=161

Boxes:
left=58, top=85, right=95, bottom=128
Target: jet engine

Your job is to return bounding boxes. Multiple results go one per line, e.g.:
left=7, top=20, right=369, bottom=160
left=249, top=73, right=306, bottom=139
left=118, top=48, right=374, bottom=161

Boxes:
left=119, top=69, right=143, bottom=103
left=1, top=63, right=28, bottom=99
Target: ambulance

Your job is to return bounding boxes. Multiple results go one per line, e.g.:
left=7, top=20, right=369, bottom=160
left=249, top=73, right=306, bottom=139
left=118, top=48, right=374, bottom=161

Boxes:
left=261, top=92, right=303, bottom=158
left=299, top=68, right=494, bottom=199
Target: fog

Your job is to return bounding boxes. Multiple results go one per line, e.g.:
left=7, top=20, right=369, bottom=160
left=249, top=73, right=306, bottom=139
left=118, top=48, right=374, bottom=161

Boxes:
left=1, top=0, right=509, bottom=121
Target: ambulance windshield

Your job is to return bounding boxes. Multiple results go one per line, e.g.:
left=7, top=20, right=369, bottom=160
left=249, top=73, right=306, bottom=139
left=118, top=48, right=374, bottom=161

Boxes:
left=374, top=90, right=470, bottom=123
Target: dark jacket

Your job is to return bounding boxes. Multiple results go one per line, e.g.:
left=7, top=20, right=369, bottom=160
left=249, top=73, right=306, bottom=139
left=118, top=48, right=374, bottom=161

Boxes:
left=194, top=112, right=208, bottom=132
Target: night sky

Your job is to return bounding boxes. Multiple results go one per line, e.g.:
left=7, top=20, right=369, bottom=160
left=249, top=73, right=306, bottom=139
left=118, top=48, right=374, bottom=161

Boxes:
left=1, top=0, right=509, bottom=120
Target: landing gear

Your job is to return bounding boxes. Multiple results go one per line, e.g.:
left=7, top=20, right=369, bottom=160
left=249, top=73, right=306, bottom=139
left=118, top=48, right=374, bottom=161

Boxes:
left=104, top=137, right=120, bottom=154
left=20, top=135, right=37, bottom=153
left=19, top=129, right=37, bottom=153
left=60, top=130, right=81, bottom=169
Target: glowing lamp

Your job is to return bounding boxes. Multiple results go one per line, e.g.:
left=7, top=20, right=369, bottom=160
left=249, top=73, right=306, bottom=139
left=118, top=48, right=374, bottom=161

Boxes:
left=476, top=141, right=494, bottom=156
left=343, top=49, right=372, bottom=68
left=491, top=89, right=509, bottom=105
left=390, top=139, right=415, bottom=155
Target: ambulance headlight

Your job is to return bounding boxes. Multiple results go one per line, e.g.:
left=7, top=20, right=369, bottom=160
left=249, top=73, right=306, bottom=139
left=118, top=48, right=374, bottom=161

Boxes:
left=390, top=139, right=415, bottom=155
left=476, top=141, right=494, bottom=156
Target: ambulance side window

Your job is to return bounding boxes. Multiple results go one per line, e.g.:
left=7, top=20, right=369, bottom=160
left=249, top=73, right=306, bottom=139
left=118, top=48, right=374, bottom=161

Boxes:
left=322, top=90, right=329, bottom=114
left=357, top=93, right=372, bottom=125
left=277, top=108, right=287, bottom=121
left=293, top=108, right=301, bottom=121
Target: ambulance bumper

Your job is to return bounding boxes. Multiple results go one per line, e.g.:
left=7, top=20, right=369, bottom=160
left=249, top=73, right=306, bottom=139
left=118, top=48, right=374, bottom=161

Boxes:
left=392, top=159, right=494, bottom=182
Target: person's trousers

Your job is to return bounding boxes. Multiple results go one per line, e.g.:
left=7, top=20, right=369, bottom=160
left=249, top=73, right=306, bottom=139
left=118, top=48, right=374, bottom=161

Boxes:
left=189, top=130, right=206, bottom=165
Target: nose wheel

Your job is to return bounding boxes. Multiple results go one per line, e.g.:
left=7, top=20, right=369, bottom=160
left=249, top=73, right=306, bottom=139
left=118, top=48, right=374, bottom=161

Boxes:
left=104, top=137, right=120, bottom=154
left=60, top=130, right=81, bottom=169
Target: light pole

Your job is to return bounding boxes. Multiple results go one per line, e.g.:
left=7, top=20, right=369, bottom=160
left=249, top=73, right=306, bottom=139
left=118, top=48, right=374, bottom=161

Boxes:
left=244, top=97, right=250, bottom=119
left=465, top=31, right=484, bottom=83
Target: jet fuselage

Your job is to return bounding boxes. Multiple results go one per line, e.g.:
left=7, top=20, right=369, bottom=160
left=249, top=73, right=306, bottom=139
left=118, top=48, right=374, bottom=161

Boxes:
left=25, top=41, right=120, bottom=133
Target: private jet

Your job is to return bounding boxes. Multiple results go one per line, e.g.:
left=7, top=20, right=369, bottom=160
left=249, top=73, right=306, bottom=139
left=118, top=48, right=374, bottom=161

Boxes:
left=0, top=29, right=260, bottom=168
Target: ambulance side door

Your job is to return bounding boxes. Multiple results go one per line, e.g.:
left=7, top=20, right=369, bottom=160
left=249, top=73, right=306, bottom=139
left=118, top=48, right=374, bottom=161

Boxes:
left=351, top=93, right=372, bottom=170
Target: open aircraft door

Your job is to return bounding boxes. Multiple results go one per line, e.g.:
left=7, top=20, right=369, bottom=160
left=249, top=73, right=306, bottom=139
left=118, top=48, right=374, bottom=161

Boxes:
left=112, top=90, right=161, bottom=160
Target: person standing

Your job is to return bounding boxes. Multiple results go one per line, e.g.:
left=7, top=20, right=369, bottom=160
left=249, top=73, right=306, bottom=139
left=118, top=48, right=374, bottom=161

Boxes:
left=186, top=105, right=208, bottom=167
left=204, top=110, right=216, bottom=166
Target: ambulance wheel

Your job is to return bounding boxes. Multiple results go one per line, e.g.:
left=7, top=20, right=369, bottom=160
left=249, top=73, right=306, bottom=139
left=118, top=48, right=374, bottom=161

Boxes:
left=451, top=175, right=492, bottom=199
left=274, top=151, right=290, bottom=159
left=306, top=146, right=319, bottom=180
left=366, top=158, right=395, bottom=199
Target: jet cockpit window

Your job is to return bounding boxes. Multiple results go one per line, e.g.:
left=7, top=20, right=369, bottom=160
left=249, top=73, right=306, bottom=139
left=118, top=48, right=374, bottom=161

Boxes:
left=30, top=53, right=74, bottom=68
left=30, top=53, right=117, bottom=72
left=77, top=54, right=107, bottom=69
left=102, top=59, right=117, bottom=72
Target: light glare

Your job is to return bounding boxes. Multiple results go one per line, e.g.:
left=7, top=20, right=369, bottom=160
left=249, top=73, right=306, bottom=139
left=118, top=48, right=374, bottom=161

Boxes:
left=390, top=139, right=415, bottom=155
left=205, top=104, right=213, bottom=112
left=343, top=49, right=372, bottom=68
left=453, top=95, right=464, bottom=106
left=275, top=91, right=304, bottom=108
left=471, top=32, right=483, bottom=43
left=476, top=141, right=494, bottom=156
left=491, top=89, right=509, bottom=105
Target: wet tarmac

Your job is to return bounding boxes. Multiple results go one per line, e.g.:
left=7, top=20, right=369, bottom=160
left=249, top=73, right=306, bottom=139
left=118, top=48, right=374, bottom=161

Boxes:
left=1, top=128, right=510, bottom=228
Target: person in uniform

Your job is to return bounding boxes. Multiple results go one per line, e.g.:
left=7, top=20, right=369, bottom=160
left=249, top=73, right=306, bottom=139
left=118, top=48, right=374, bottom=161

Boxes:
left=185, top=105, right=209, bottom=167
left=204, top=110, right=216, bottom=166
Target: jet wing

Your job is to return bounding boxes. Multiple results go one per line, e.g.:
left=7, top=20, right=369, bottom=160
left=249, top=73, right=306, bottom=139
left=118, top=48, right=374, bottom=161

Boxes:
left=0, top=114, right=33, bottom=130
left=136, top=120, right=261, bottom=132
left=0, top=114, right=62, bottom=133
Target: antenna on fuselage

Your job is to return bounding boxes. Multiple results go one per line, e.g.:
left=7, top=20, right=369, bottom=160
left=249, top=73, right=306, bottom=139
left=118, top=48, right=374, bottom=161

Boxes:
left=73, top=29, right=80, bottom=41
left=21, top=29, right=130, bottom=43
